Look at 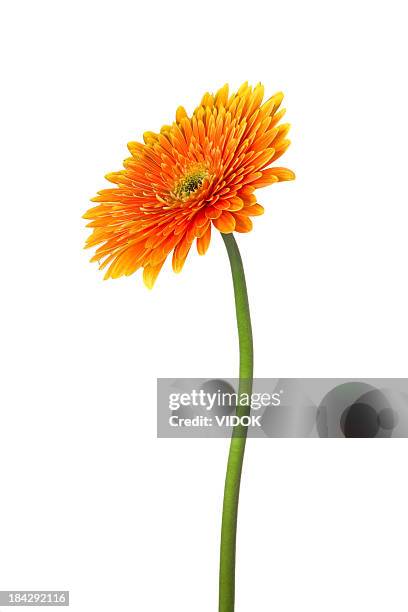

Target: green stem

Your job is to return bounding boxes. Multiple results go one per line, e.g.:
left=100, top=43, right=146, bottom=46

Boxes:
left=219, top=233, right=254, bottom=612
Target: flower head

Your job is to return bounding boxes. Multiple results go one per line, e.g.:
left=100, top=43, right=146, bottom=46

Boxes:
left=84, top=82, right=295, bottom=288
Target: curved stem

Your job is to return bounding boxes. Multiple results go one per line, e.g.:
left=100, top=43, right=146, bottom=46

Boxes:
left=219, top=233, right=254, bottom=612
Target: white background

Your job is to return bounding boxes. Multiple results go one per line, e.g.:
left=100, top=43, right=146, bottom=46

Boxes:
left=1, top=1, right=408, bottom=611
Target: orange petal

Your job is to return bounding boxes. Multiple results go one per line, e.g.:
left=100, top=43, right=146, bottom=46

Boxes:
left=240, top=185, right=255, bottom=197
left=259, top=92, right=283, bottom=119
left=267, top=167, right=296, bottom=181
left=214, top=199, right=231, bottom=211
left=251, top=168, right=280, bottom=188
left=194, top=208, right=209, bottom=227
left=213, top=211, right=236, bottom=233
left=205, top=205, right=223, bottom=219
left=274, top=123, right=291, bottom=141
left=195, top=221, right=210, bottom=238
left=271, top=140, right=291, bottom=162
left=246, top=204, right=264, bottom=216
left=143, top=131, right=159, bottom=145
left=246, top=83, right=265, bottom=117
left=196, top=224, right=211, bottom=255
left=215, top=84, right=229, bottom=108
left=143, top=261, right=165, bottom=289
left=176, top=106, right=188, bottom=123
left=234, top=216, right=253, bottom=233
left=172, top=235, right=193, bottom=273
left=228, top=196, right=244, bottom=211
left=240, top=193, right=257, bottom=206
left=241, top=172, right=262, bottom=186
left=127, top=141, right=144, bottom=156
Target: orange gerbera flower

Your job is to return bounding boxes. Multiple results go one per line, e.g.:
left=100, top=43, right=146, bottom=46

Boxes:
left=84, top=82, right=295, bottom=288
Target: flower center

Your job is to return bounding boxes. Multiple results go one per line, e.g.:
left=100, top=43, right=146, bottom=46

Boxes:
left=173, top=165, right=209, bottom=201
